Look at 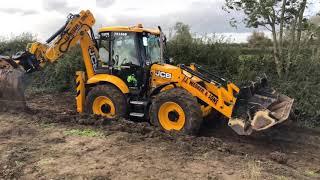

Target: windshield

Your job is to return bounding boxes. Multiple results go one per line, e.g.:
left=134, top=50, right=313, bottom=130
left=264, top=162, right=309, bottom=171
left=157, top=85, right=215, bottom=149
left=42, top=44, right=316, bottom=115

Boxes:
left=145, top=34, right=161, bottom=63
left=98, top=32, right=140, bottom=68
left=113, top=32, right=139, bottom=67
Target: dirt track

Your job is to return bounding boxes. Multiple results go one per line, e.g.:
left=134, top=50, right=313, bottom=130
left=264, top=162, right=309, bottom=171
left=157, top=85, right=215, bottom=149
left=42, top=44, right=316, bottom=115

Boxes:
left=0, top=92, right=320, bottom=179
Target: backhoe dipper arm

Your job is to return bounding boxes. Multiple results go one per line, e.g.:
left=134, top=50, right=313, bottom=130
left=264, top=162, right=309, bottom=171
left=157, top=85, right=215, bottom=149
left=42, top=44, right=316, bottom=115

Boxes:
left=25, top=10, right=98, bottom=78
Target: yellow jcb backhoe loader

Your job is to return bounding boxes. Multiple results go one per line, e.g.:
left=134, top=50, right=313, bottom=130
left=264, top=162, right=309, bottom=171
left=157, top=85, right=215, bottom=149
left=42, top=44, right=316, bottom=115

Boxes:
left=0, top=10, right=294, bottom=135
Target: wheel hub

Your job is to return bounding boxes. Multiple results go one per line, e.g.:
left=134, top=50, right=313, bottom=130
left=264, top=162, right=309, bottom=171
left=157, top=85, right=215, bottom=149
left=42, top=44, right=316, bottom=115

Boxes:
left=92, top=96, right=115, bottom=118
left=158, top=102, right=186, bottom=131
left=101, top=104, right=111, bottom=114
left=168, top=111, right=179, bottom=122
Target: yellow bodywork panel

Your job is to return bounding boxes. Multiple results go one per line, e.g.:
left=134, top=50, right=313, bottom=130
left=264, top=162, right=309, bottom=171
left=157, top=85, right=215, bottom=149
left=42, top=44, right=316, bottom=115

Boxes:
left=79, top=32, right=98, bottom=79
left=46, top=10, right=95, bottom=61
left=150, top=64, right=240, bottom=119
left=87, top=74, right=129, bottom=94
left=98, top=25, right=160, bottom=35
left=76, top=71, right=86, bottom=113
left=160, top=84, right=175, bottom=92
left=27, top=42, right=49, bottom=67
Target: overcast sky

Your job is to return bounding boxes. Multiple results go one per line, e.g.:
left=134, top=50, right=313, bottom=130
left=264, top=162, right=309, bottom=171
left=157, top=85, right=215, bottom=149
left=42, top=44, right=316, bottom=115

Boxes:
left=0, top=0, right=319, bottom=43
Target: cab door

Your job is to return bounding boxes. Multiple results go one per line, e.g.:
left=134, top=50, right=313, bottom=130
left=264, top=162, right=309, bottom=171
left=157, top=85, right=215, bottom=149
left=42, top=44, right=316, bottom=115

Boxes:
left=110, top=32, right=144, bottom=91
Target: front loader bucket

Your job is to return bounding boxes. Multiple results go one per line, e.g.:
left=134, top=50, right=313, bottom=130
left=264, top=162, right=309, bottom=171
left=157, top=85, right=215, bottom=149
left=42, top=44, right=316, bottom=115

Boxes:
left=229, top=77, right=294, bottom=135
left=0, top=68, right=27, bottom=110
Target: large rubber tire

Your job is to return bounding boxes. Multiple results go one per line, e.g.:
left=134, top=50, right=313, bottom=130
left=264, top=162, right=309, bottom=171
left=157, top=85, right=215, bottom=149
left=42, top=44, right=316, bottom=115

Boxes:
left=85, top=84, right=127, bottom=119
left=150, top=88, right=203, bottom=135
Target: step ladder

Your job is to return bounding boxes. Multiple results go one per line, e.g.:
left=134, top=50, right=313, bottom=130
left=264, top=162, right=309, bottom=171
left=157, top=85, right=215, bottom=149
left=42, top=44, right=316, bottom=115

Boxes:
left=129, top=100, right=149, bottom=118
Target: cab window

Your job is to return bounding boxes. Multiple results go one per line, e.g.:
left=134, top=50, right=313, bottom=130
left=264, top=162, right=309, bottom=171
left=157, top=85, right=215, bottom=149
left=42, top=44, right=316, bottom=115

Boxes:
left=98, top=32, right=111, bottom=68
left=112, top=32, right=139, bottom=67
left=143, top=33, right=161, bottom=64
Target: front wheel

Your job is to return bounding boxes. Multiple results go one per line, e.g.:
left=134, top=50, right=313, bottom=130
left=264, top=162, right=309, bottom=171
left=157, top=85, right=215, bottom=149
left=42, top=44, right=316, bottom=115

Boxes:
left=85, top=84, right=127, bottom=119
left=150, top=88, right=203, bottom=135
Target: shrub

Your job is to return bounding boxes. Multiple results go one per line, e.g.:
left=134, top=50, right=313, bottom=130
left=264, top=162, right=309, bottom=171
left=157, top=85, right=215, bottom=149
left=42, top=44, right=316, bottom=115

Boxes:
left=167, top=40, right=241, bottom=80
left=0, top=33, right=35, bottom=56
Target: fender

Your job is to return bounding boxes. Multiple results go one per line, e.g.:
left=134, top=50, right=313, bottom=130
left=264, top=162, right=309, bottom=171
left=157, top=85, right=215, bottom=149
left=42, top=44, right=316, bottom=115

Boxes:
left=87, top=74, right=129, bottom=94
left=149, top=82, right=177, bottom=97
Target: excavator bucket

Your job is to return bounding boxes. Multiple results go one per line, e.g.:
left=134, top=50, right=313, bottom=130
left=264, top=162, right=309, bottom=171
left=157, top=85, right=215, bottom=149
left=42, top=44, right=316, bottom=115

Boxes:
left=0, top=57, right=27, bottom=110
left=229, top=77, right=294, bottom=135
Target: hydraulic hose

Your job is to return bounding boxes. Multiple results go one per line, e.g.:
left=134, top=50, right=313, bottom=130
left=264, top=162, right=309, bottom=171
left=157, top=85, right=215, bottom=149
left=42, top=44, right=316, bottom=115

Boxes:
left=46, top=22, right=68, bottom=43
left=46, top=13, right=80, bottom=44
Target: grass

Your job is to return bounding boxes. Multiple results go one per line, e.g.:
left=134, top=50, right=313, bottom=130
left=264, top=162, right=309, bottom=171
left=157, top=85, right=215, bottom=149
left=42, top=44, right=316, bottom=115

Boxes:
left=275, top=175, right=289, bottom=180
left=305, top=170, right=319, bottom=177
left=246, top=161, right=262, bottom=180
left=64, top=129, right=104, bottom=137
left=39, top=123, right=54, bottom=129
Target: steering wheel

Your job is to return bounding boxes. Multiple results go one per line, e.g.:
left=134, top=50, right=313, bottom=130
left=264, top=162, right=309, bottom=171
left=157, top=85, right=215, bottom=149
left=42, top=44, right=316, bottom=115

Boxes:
left=122, top=58, right=128, bottom=64
left=114, top=55, right=119, bottom=65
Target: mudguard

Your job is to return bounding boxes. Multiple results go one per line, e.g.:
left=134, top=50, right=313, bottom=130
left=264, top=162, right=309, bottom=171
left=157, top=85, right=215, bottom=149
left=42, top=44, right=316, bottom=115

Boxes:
left=87, top=74, right=130, bottom=94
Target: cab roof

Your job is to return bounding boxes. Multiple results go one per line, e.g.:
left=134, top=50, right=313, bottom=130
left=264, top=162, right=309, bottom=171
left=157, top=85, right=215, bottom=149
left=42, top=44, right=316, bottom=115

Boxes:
left=98, top=24, right=160, bottom=35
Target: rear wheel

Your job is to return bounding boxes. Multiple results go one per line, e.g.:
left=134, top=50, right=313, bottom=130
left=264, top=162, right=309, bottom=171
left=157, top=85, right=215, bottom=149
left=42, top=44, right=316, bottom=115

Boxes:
left=150, top=88, right=202, bottom=135
left=85, top=84, right=127, bottom=119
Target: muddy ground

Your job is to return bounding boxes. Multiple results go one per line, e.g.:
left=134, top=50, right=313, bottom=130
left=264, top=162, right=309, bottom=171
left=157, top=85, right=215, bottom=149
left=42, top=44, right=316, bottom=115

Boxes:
left=0, top=92, right=319, bottom=180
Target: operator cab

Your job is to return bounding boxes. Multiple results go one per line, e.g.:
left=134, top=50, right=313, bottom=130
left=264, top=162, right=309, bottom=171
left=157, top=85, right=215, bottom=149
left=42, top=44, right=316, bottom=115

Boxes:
left=96, top=24, right=163, bottom=95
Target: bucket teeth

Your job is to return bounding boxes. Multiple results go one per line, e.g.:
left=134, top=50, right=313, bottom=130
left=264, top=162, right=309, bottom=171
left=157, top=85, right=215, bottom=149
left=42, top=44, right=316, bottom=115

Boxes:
left=228, top=118, right=253, bottom=135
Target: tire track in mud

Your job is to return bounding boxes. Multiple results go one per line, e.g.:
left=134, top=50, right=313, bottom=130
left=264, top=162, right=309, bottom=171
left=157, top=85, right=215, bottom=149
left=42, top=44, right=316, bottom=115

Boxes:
left=22, top=108, right=228, bottom=154
left=18, top=101, right=320, bottom=163
left=0, top=110, right=236, bottom=179
left=1, top=92, right=319, bottom=179
left=3, top=107, right=320, bottom=179
left=24, top=91, right=320, bottom=149
left=20, top=91, right=320, bottom=160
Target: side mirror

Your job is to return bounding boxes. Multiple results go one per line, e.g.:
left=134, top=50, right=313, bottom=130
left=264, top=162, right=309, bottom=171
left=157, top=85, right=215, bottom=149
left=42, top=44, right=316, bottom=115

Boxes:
left=115, top=55, right=119, bottom=64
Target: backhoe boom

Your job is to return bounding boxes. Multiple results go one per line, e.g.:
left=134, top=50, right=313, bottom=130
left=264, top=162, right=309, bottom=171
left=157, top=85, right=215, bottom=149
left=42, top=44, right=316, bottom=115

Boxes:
left=27, top=10, right=97, bottom=78
left=0, top=10, right=98, bottom=109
